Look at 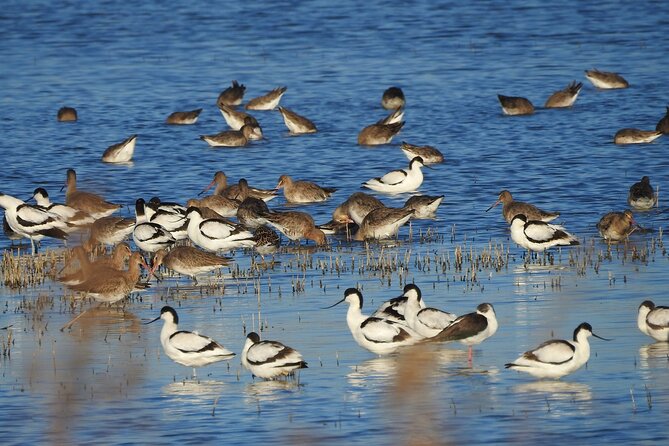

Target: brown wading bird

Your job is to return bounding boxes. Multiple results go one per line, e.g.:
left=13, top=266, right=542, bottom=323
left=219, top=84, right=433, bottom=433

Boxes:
left=202, top=171, right=277, bottom=202
left=597, top=210, right=636, bottom=242
left=237, top=195, right=271, bottom=229
left=59, top=243, right=132, bottom=286
left=613, top=128, right=663, bottom=144
left=275, top=175, right=337, bottom=204
left=544, top=81, right=583, bottom=108
left=199, top=124, right=261, bottom=147
left=354, top=206, right=414, bottom=241
left=62, top=251, right=151, bottom=330
left=627, top=176, right=657, bottom=210
left=57, top=106, right=77, bottom=122
left=63, top=168, right=121, bottom=219
left=376, top=108, right=404, bottom=126
left=245, top=86, right=287, bottom=110
left=151, top=246, right=230, bottom=284
left=381, top=86, right=405, bottom=110
left=584, top=68, right=629, bottom=89
left=399, top=141, right=444, bottom=165
left=218, top=104, right=261, bottom=131
left=263, top=210, right=327, bottom=246
left=497, top=95, right=534, bottom=115
left=278, top=106, right=317, bottom=134
left=84, top=216, right=135, bottom=251
left=102, top=134, right=137, bottom=164
left=358, top=121, right=405, bottom=146
left=166, top=108, right=202, bottom=125
left=403, top=195, right=444, bottom=219
left=486, top=190, right=559, bottom=224
left=332, top=192, right=385, bottom=226
left=217, top=80, right=246, bottom=107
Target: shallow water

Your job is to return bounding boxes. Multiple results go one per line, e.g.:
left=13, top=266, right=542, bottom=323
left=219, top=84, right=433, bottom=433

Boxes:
left=1, top=0, right=669, bottom=444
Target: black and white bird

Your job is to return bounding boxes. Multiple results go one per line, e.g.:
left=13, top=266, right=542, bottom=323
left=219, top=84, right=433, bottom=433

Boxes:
left=133, top=198, right=176, bottom=253
left=363, top=157, right=426, bottom=194
left=372, top=285, right=427, bottom=323
left=145, top=306, right=235, bottom=377
left=431, top=303, right=498, bottom=362
left=327, top=288, right=422, bottom=355
left=402, top=284, right=457, bottom=339
left=510, top=214, right=579, bottom=251
left=241, top=332, right=307, bottom=380
left=637, top=300, right=669, bottom=342
left=505, top=323, right=609, bottom=379
left=185, top=207, right=255, bottom=252
left=32, top=187, right=94, bottom=228
left=0, top=192, right=69, bottom=254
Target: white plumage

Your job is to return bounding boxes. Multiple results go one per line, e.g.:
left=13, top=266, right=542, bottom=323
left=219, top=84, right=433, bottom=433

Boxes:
left=146, top=306, right=235, bottom=377
left=505, top=323, right=609, bottom=379
left=363, top=156, right=426, bottom=194
left=329, top=288, right=422, bottom=355
left=402, top=284, right=457, bottom=339
left=510, top=214, right=579, bottom=251
left=637, top=300, right=669, bottom=342
left=186, top=207, right=255, bottom=252
left=0, top=192, right=69, bottom=254
left=133, top=199, right=175, bottom=253
left=241, top=332, right=307, bottom=380
left=372, top=287, right=426, bottom=323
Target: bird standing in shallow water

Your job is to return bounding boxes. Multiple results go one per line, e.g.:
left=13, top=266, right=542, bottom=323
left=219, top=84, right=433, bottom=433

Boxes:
left=637, top=300, right=669, bottom=342
left=402, top=284, right=457, bottom=339
left=146, top=306, right=235, bottom=378
left=544, top=81, right=583, bottom=108
left=497, top=95, right=534, bottom=115
left=505, top=323, right=610, bottom=379
left=430, top=303, right=498, bottom=362
left=241, top=332, right=307, bottom=380
left=64, top=168, right=121, bottom=219
left=275, top=175, right=337, bottom=204
left=510, top=214, right=579, bottom=251
left=326, top=288, right=422, bottom=355
left=584, top=69, right=629, bottom=89
left=486, top=190, right=559, bottom=223
left=217, top=80, right=246, bottom=107
left=597, top=210, right=636, bottom=242
left=628, top=176, right=657, bottom=210
left=278, top=106, right=317, bottom=134
left=151, top=247, right=230, bottom=284
left=166, top=108, right=202, bottom=125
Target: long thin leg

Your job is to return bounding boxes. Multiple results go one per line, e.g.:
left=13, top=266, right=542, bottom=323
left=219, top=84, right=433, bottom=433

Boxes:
left=60, top=302, right=101, bottom=331
left=468, top=346, right=473, bottom=363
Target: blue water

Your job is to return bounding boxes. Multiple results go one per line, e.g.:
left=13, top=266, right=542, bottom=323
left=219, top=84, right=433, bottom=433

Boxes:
left=1, top=0, right=669, bottom=444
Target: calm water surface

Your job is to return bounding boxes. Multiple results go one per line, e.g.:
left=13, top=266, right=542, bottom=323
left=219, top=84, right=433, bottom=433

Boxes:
left=1, top=0, right=669, bottom=444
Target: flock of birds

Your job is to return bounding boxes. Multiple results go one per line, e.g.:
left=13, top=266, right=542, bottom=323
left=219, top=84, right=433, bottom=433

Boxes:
left=1, top=69, right=668, bottom=381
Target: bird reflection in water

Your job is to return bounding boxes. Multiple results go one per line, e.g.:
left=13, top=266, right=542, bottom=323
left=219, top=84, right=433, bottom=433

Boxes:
left=638, top=342, right=669, bottom=370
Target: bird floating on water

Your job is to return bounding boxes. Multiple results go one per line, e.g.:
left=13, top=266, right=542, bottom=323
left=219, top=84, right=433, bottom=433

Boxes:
left=614, top=128, right=662, bottom=144
left=628, top=176, right=657, bottom=210
left=381, top=86, right=405, bottom=110
left=166, top=108, right=202, bottom=125
left=245, top=86, right=287, bottom=110
left=277, top=106, right=317, bottom=135
left=400, top=141, right=444, bottom=165
left=544, top=81, right=583, bottom=108
left=584, top=69, right=629, bottom=89
left=497, top=94, right=534, bottom=115
left=102, top=134, right=137, bottom=164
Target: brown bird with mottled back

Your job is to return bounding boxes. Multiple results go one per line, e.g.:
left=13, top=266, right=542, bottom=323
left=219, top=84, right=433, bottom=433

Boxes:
left=217, top=80, right=246, bottom=107
left=202, top=171, right=277, bottom=203
left=597, top=210, right=636, bottom=242
left=628, top=176, right=656, bottom=210
left=544, top=81, right=583, bottom=108
left=68, top=252, right=150, bottom=303
left=497, top=95, right=534, bottom=115
left=263, top=210, right=327, bottom=246
left=381, top=86, right=405, bottom=110
left=278, top=106, right=317, bottom=134
left=613, top=128, right=662, bottom=144
left=358, top=121, right=405, bottom=146
left=276, top=175, right=337, bottom=203
left=166, top=109, right=202, bottom=125
left=245, top=86, right=287, bottom=110
left=486, top=190, right=559, bottom=223
left=151, top=246, right=230, bottom=283
left=64, top=169, right=121, bottom=219
left=585, top=69, right=629, bottom=89
left=200, top=124, right=260, bottom=147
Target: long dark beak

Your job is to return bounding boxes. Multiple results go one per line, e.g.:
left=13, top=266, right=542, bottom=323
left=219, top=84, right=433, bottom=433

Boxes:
left=485, top=200, right=501, bottom=213
left=198, top=180, right=216, bottom=197
left=143, top=316, right=161, bottom=325
left=322, top=298, right=345, bottom=310
left=60, top=183, right=66, bottom=193
left=592, top=333, right=612, bottom=341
